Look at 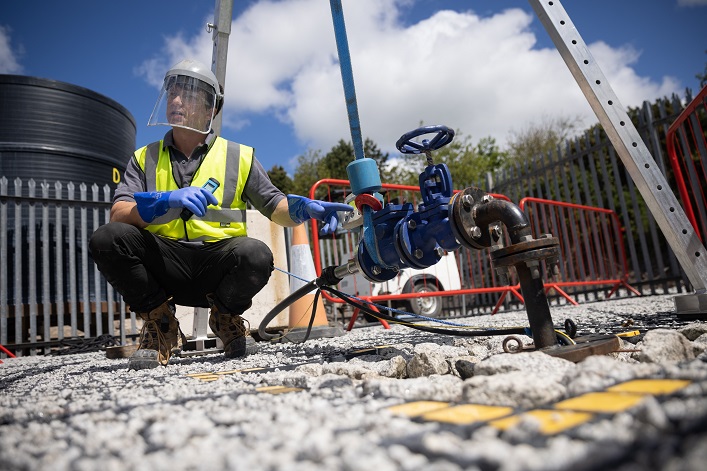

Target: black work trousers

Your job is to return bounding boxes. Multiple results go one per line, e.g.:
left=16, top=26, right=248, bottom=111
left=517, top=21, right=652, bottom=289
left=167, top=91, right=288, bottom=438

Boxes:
left=89, top=222, right=274, bottom=314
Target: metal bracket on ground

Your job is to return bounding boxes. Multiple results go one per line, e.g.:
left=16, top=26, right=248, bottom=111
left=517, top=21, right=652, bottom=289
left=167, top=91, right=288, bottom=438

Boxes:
left=278, top=325, right=345, bottom=344
left=180, top=307, right=223, bottom=357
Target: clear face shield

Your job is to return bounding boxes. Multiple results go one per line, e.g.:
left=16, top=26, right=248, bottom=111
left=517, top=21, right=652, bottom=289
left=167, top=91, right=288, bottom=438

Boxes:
left=148, top=75, right=217, bottom=134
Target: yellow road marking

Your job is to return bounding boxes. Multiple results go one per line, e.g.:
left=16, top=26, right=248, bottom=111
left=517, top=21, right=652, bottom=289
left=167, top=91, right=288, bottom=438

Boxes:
left=490, top=409, right=594, bottom=435
left=607, top=379, right=690, bottom=395
left=186, top=367, right=267, bottom=380
left=616, top=330, right=641, bottom=338
left=185, top=372, right=219, bottom=378
left=195, top=376, right=220, bottom=382
left=555, top=392, right=644, bottom=413
left=351, top=345, right=394, bottom=355
left=422, top=404, right=514, bottom=424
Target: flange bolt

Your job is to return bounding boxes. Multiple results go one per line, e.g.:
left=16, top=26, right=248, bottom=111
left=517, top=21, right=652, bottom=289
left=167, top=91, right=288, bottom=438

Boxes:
left=469, top=226, right=482, bottom=239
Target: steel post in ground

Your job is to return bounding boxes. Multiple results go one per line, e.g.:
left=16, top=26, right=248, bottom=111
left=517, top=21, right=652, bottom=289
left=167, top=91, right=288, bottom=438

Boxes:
left=515, top=262, right=556, bottom=350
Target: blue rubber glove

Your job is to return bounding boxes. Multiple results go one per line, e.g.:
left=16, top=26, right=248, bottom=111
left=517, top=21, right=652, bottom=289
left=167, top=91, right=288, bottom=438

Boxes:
left=287, top=194, right=353, bottom=235
left=134, top=188, right=218, bottom=223
left=168, top=187, right=218, bottom=217
left=134, top=191, right=170, bottom=223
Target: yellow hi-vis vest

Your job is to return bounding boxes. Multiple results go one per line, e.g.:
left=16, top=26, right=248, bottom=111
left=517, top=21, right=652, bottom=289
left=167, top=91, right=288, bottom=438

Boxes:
left=135, top=137, right=253, bottom=242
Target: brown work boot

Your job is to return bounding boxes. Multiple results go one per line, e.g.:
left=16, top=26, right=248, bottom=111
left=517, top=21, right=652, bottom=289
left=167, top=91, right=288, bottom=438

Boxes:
left=207, top=297, right=258, bottom=358
left=128, top=301, right=185, bottom=370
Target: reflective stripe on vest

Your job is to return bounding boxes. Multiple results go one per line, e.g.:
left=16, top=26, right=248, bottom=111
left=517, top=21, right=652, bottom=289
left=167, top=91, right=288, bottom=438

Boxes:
left=135, top=137, right=253, bottom=242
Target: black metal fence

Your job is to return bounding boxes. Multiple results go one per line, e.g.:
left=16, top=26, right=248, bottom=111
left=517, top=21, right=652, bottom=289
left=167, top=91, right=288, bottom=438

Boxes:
left=0, top=177, right=134, bottom=356
left=491, top=93, right=691, bottom=296
left=0, top=93, right=698, bottom=356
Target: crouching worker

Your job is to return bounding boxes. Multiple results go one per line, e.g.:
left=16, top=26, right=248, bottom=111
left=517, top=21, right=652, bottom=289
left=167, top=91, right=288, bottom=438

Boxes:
left=90, top=59, right=351, bottom=369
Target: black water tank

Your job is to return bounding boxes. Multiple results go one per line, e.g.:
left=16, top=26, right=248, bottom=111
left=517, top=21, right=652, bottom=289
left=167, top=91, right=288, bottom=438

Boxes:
left=0, top=75, right=136, bottom=192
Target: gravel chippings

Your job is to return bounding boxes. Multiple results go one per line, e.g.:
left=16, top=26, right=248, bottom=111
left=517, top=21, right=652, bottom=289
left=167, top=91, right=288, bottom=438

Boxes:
left=1, top=294, right=706, bottom=471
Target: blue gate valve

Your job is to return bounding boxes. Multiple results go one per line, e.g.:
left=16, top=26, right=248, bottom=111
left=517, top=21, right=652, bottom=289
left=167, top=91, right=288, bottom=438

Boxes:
left=356, top=125, right=462, bottom=281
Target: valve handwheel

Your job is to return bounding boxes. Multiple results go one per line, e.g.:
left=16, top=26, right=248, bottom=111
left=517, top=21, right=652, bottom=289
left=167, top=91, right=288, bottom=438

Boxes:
left=396, top=125, right=455, bottom=154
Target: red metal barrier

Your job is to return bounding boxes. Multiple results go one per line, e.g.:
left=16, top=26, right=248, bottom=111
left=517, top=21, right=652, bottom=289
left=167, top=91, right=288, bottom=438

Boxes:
left=666, top=85, right=707, bottom=243
left=518, top=197, right=640, bottom=304
left=0, top=343, right=16, bottom=360
left=306, top=181, right=639, bottom=324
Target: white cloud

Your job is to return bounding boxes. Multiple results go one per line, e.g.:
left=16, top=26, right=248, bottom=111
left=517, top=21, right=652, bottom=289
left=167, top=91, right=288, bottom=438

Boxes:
left=140, top=0, right=682, bottom=154
left=0, top=26, right=23, bottom=74
left=134, top=30, right=213, bottom=88
left=587, top=41, right=678, bottom=107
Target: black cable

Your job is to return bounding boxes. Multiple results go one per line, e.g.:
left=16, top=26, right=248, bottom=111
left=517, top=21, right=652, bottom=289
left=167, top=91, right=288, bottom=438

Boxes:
left=50, top=334, right=119, bottom=355
left=297, top=288, right=320, bottom=344
left=258, top=266, right=541, bottom=342
left=258, top=280, right=318, bottom=340
left=322, top=285, right=527, bottom=337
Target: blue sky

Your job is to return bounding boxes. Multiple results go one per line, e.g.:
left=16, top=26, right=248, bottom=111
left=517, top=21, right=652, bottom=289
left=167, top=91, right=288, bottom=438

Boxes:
left=2, top=0, right=706, bottom=175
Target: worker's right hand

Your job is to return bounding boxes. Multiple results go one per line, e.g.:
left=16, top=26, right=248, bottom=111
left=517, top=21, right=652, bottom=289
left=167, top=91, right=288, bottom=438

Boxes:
left=134, top=187, right=219, bottom=223
left=167, top=187, right=218, bottom=217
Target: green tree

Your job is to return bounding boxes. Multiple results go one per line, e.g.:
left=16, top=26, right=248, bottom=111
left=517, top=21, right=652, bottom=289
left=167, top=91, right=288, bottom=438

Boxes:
left=291, top=148, right=322, bottom=197
left=363, top=139, right=393, bottom=183
left=697, top=50, right=707, bottom=88
left=318, top=140, right=354, bottom=181
left=291, top=138, right=392, bottom=199
left=266, top=165, right=293, bottom=195
left=318, top=139, right=393, bottom=182
left=504, top=114, right=583, bottom=167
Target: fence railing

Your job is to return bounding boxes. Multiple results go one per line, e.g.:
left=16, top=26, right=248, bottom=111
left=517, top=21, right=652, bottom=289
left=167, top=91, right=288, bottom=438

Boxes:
left=666, top=85, right=707, bottom=245
left=0, top=177, right=135, bottom=357
left=518, top=197, right=640, bottom=302
left=491, top=94, right=689, bottom=295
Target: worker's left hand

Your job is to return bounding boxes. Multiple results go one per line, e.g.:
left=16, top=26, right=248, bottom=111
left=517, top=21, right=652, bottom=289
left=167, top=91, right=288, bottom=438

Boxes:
left=287, top=195, right=353, bottom=235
